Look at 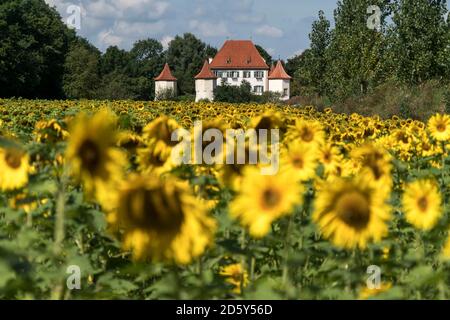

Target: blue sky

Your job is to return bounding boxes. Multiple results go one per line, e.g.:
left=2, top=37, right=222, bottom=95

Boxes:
left=44, top=0, right=447, bottom=59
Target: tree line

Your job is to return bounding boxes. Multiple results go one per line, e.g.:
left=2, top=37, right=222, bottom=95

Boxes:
left=285, top=0, right=450, bottom=103
left=0, top=0, right=276, bottom=101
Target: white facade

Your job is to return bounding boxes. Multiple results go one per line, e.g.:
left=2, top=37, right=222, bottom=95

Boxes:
left=195, top=79, right=216, bottom=102
left=154, top=81, right=177, bottom=100
left=213, top=70, right=269, bottom=95
left=268, top=79, right=290, bottom=101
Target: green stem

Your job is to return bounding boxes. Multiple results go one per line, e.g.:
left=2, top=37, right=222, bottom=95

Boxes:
left=54, top=168, right=67, bottom=254
left=282, top=214, right=294, bottom=288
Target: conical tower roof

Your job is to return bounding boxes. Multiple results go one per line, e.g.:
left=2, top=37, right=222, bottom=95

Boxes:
left=195, top=60, right=217, bottom=79
left=155, top=63, right=177, bottom=81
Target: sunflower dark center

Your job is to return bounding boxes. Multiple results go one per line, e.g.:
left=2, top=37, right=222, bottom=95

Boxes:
left=124, top=187, right=184, bottom=233
left=437, top=123, right=446, bottom=132
left=79, top=139, right=101, bottom=173
left=300, top=128, right=314, bottom=142
left=417, top=196, right=428, bottom=212
left=5, top=151, right=22, bottom=169
left=262, top=188, right=281, bottom=209
left=336, top=191, right=371, bottom=230
left=291, top=155, right=304, bottom=168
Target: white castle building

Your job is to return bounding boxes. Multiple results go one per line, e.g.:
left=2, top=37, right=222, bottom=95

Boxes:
left=155, top=40, right=292, bottom=102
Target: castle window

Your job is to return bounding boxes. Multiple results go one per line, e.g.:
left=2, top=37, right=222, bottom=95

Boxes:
left=243, top=71, right=251, bottom=78
left=253, top=86, right=264, bottom=94
left=254, top=71, right=264, bottom=79
left=231, top=71, right=239, bottom=78
left=283, top=88, right=288, bottom=97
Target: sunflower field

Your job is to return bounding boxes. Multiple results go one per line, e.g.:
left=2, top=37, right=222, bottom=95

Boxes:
left=1, top=98, right=450, bottom=300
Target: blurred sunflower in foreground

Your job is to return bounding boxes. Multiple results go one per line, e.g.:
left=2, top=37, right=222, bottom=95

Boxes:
left=230, top=168, right=303, bottom=238
left=313, top=176, right=391, bottom=249
left=219, top=263, right=249, bottom=294
left=108, top=174, right=216, bottom=264
left=402, top=180, right=442, bottom=231
left=65, top=109, right=127, bottom=208
left=0, top=146, right=30, bottom=191
left=280, top=141, right=318, bottom=182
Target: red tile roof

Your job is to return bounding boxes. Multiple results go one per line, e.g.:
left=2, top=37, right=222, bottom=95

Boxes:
left=209, top=40, right=269, bottom=70
left=195, top=60, right=217, bottom=79
left=154, top=63, right=177, bottom=81
left=268, top=61, right=292, bottom=80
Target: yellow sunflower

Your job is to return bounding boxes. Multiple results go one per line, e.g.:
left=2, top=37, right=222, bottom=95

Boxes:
left=230, top=167, right=303, bottom=238
left=318, top=143, right=343, bottom=177
left=428, top=114, right=450, bottom=142
left=141, top=116, right=180, bottom=161
left=219, top=263, right=249, bottom=294
left=402, top=180, right=442, bottom=231
left=280, top=142, right=318, bottom=182
left=286, top=119, right=325, bottom=148
left=313, top=176, right=391, bottom=249
left=109, top=174, right=216, bottom=264
left=65, top=109, right=126, bottom=205
left=0, top=146, right=30, bottom=191
left=351, top=143, right=392, bottom=197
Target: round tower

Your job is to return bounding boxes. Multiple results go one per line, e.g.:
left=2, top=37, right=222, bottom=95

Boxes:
left=268, top=60, right=292, bottom=101
left=154, top=63, right=177, bottom=100
left=195, top=60, right=217, bottom=102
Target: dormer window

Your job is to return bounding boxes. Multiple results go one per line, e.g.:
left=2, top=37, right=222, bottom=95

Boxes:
left=226, top=57, right=231, bottom=64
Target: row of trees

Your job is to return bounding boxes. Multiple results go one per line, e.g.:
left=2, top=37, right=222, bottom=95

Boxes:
left=0, top=0, right=275, bottom=101
left=63, top=34, right=218, bottom=100
left=286, top=0, right=449, bottom=101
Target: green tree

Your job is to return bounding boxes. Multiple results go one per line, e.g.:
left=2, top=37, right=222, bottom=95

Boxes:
left=214, top=81, right=253, bottom=103
left=99, top=46, right=130, bottom=76
left=255, top=45, right=273, bottom=66
left=63, top=38, right=101, bottom=99
left=128, top=39, right=164, bottom=100
left=302, top=10, right=331, bottom=96
left=392, top=0, right=448, bottom=84
left=166, top=33, right=215, bottom=95
left=0, top=0, right=72, bottom=98
left=326, top=0, right=391, bottom=100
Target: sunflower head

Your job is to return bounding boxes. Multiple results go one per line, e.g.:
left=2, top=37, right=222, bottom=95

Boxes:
left=313, top=176, right=391, bottom=249
left=428, top=114, right=450, bottom=142
left=230, top=168, right=303, bottom=238
left=0, top=145, right=30, bottom=191
left=66, top=109, right=126, bottom=197
left=402, top=179, right=442, bottom=231
left=287, top=119, right=325, bottom=147
left=281, top=142, right=318, bottom=182
left=111, top=174, right=216, bottom=264
left=219, top=263, right=249, bottom=294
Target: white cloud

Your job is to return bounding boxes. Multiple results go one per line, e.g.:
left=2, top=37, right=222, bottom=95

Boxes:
left=160, top=35, right=174, bottom=50
left=114, top=20, right=165, bottom=36
left=189, top=20, right=230, bottom=37
left=98, top=30, right=123, bottom=47
left=254, top=25, right=284, bottom=38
